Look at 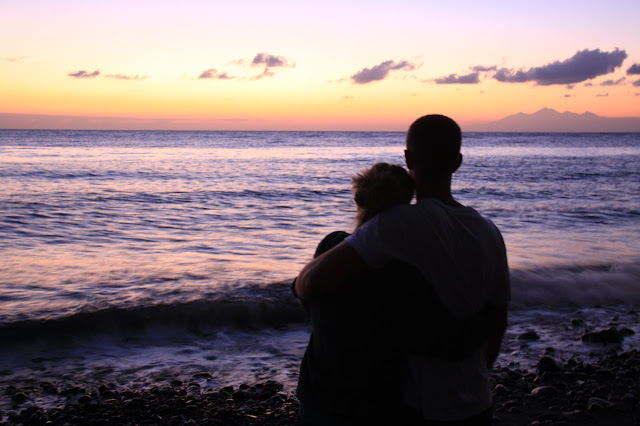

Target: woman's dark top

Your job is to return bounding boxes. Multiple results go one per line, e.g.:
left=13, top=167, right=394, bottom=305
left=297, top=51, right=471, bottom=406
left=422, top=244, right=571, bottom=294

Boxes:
left=294, top=231, right=491, bottom=424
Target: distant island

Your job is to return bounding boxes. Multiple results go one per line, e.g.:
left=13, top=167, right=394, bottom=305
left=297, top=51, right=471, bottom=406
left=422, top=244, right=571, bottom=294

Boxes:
left=471, top=108, right=640, bottom=133
left=1, top=109, right=639, bottom=132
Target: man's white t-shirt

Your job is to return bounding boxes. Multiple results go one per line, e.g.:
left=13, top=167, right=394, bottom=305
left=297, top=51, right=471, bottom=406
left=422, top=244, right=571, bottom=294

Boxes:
left=345, top=198, right=510, bottom=421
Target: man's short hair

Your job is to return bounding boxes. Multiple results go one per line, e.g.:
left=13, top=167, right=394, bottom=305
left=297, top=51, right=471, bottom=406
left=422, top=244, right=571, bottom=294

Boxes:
left=406, top=115, right=461, bottom=180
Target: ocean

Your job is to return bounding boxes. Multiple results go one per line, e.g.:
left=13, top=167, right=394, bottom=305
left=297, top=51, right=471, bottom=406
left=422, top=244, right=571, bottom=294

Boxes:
left=1, top=130, right=639, bottom=410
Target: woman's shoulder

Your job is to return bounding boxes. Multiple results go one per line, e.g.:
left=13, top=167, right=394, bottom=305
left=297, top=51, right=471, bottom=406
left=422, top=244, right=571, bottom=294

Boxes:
left=313, top=231, right=350, bottom=258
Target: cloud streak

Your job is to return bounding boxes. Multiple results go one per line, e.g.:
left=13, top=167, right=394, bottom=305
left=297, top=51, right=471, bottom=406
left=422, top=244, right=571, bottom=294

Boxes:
left=251, top=53, right=293, bottom=68
left=199, top=69, right=234, bottom=80
left=493, top=48, right=627, bottom=85
left=627, top=64, right=640, bottom=75
left=250, top=67, right=275, bottom=80
left=5, top=56, right=26, bottom=63
left=351, top=60, right=415, bottom=84
left=105, top=74, right=147, bottom=81
left=434, top=72, right=480, bottom=84
left=599, top=77, right=625, bottom=86
left=471, top=65, right=496, bottom=72
left=68, top=70, right=100, bottom=79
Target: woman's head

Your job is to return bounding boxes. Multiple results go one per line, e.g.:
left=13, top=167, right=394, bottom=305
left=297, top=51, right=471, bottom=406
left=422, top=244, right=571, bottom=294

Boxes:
left=352, top=162, right=414, bottom=228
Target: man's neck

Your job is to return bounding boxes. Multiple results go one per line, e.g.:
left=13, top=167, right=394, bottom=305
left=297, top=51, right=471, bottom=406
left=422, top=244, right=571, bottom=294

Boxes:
left=415, top=180, right=463, bottom=208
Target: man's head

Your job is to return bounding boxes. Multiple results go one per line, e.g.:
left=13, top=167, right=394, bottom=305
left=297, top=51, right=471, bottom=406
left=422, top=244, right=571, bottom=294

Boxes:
left=405, top=114, right=462, bottom=183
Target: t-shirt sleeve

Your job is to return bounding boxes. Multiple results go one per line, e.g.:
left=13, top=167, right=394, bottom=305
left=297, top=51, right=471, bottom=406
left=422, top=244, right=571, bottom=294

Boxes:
left=345, top=207, right=408, bottom=268
left=489, top=230, right=511, bottom=305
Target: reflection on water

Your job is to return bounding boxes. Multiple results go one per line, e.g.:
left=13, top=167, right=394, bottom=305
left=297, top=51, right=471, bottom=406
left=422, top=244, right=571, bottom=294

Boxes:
left=0, top=131, right=639, bottom=324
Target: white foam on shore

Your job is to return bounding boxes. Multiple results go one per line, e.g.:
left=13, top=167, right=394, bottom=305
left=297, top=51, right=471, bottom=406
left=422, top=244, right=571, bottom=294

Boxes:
left=510, top=261, right=640, bottom=309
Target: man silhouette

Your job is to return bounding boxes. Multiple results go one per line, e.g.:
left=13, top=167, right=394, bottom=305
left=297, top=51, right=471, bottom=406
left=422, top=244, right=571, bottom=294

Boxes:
left=295, top=115, right=510, bottom=424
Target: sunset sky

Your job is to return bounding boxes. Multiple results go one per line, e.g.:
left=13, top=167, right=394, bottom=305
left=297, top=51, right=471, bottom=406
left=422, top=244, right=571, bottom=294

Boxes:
left=1, top=0, right=639, bottom=130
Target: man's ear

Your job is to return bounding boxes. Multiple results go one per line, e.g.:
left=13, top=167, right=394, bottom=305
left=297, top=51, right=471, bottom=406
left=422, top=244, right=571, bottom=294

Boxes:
left=451, top=153, right=463, bottom=173
left=404, top=149, right=414, bottom=170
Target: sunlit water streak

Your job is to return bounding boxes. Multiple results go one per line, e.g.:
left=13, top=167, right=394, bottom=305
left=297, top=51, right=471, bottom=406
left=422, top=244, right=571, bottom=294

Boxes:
left=0, top=130, right=639, bottom=408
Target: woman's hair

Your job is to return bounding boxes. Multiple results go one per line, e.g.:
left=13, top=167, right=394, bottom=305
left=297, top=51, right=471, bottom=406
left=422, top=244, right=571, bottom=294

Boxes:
left=352, top=162, right=414, bottom=227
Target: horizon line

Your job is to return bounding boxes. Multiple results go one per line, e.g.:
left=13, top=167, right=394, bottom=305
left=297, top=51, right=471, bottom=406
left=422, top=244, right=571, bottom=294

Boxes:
left=2, top=127, right=640, bottom=134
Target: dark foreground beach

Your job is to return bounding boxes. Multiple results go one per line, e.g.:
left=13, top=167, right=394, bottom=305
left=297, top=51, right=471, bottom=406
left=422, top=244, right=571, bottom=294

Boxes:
left=2, top=349, right=639, bottom=425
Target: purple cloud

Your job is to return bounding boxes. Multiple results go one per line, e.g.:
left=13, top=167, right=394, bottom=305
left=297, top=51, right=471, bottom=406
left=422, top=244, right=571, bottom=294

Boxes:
left=251, top=67, right=275, bottom=80
left=596, top=93, right=609, bottom=97
left=105, top=74, right=147, bottom=81
left=351, top=60, right=415, bottom=84
left=493, top=48, right=627, bottom=85
left=599, top=77, right=625, bottom=86
left=627, top=64, right=640, bottom=75
left=252, top=53, right=293, bottom=68
left=435, top=72, right=480, bottom=84
left=566, top=84, right=574, bottom=89
left=68, top=69, right=100, bottom=79
left=471, top=65, right=497, bottom=72
left=633, top=79, right=640, bottom=87
left=564, top=94, right=574, bottom=98
left=199, top=68, right=234, bottom=80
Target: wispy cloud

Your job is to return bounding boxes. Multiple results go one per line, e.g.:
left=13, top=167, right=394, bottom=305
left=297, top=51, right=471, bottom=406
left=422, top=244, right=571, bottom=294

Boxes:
left=596, top=93, right=609, bottom=97
left=251, top=53, right=294, bottom=68
left=68, top=69, right=100, bottom=79
left=566, top=84, right=574, bottom=89
left=627, top=64, right=640, bottom=75
left=633, top=79, right=640, bottom=87
left=599, top=77, right=625, bottom=86
left=493, top=48, right=627, bottom=85
left=198, top=68, right=234, bottom=80
left=584, top=82, right=594, bottom=87
left=5, top=56, right=26, bottom=63
left=434, top=72, right=480, bottom=84
left=351, top=60, right=415, bottom=84
left=105, top=74, right=147, bottom=81
left=250, top=67, right=275, bottom=80
left=471, top=65, right=496, bottom=72
left=564, top=94, right=574, bottom=98
left=342, top=95, right=354, bottom=100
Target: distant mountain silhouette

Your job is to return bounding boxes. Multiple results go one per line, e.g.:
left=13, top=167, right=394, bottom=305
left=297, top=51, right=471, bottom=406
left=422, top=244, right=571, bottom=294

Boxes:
left=473, top=108, right=640, bottom=132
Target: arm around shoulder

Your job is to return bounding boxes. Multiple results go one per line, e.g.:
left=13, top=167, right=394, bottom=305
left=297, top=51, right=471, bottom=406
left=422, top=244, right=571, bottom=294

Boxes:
left=294, top=241, right=369, bottom=302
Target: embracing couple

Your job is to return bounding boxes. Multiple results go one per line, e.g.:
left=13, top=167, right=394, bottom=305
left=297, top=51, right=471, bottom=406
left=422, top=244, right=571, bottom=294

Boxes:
left=293, top=115, right=511, bottom=425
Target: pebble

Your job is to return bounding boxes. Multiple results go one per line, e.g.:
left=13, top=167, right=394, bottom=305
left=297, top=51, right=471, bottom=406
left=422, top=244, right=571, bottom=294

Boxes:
left=493, top=384, right=510, bottom=395
left=587, top=397, right=614, bottom=409
left=518, top=330, right=540, bottom=341
left=531, top=386, right=558, bottom=397
left=581, top=327, right=624, bottom=345
left=537, top=356, right=562, bottom=373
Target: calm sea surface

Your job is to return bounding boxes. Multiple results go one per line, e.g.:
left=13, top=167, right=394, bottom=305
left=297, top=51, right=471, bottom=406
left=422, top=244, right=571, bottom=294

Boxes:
left=0, top=130, right=639, bottom=407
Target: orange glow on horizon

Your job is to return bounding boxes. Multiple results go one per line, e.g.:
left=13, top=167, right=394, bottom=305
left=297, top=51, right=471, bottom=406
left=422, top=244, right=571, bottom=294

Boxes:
left=1, top=1, right=638, bottom=130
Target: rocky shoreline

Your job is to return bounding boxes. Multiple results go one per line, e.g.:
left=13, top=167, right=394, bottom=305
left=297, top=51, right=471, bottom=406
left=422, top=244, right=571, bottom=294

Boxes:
left=2, top=380, right=301, bottom=425
left=491, top=350, right=640, bottom=425
left=2, top=351, right=639, bottom=425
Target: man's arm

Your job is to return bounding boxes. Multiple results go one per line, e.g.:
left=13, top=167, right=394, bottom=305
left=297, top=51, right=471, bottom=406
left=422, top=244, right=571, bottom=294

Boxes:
left=482, top=303, right=508, bottom=370
left=295, top=241, right=369, bottom=302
